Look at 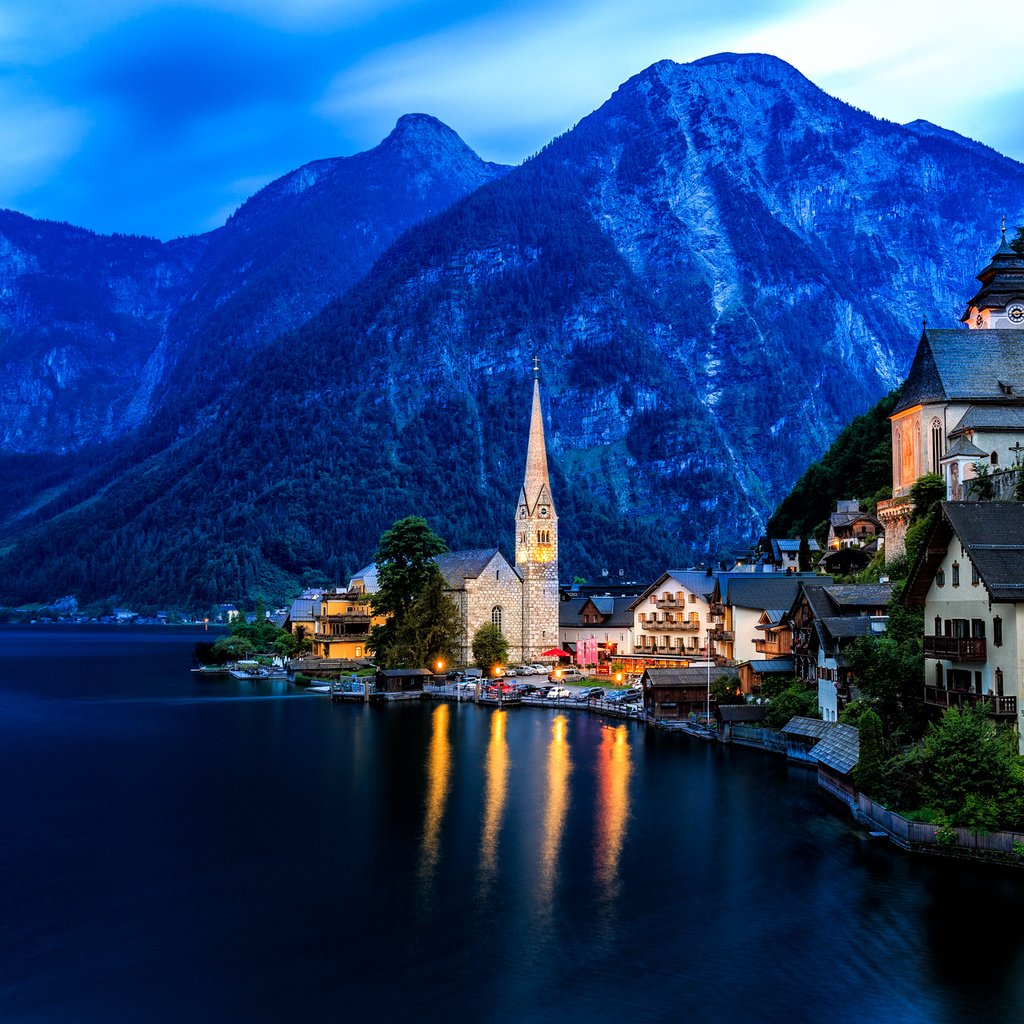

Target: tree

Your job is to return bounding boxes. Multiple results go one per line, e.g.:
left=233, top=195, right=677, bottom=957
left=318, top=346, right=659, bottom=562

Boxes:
left=854, top=709, right=885, bottom=797
left=386, top=569, right=464, bottom=669
left=710, top=674, right=744, bottom=705
left=909, top=472, right=945, bottom=523
left=471, top=621, right=509, bottom=673
left=764, top=683, right=819, bottom=729
left=968, top=462, right=995, bottom=501
left=367, top=516, right=450, bottom=665
left=798, top=535, right=812, bottom=572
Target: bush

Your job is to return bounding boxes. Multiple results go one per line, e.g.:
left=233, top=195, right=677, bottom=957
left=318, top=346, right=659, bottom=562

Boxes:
left=765, top=682, right=819, bottom=729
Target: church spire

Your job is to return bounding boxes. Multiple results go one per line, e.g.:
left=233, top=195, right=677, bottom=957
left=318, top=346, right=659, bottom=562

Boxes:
left=522, top=361, right=553, bottom=514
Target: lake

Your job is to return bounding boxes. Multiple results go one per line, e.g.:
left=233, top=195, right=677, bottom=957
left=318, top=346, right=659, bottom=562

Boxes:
left=1, top=626, right=1021, bottom=1023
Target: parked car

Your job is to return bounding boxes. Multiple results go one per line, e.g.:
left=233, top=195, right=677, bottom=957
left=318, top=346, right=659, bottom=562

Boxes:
left=456, top=681, right=478, bottom=694
left=517, top=683, right=541, bottom=696
left=576, top=687, right=605, bottom=702
left=548, top=666, right=585, bottom=683
left=529, top=663, right=548, bottom=675
left=547, top=686, right=574, bottom=700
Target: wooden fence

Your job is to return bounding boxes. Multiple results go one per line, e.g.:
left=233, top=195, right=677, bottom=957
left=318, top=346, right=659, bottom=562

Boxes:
left=729, top=725, right=787, bottom=754
left=856, top=794, right=1024, bottom=856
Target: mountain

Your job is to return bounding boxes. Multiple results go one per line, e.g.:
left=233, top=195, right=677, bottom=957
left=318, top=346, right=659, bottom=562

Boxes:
left=3, top=52, right=1024, bottom=609
left=0, top=114, right=507, bottom=455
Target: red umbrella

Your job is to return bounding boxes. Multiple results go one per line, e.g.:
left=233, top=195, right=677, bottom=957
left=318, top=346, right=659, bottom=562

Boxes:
left=540, top=647, right=572, bottom=658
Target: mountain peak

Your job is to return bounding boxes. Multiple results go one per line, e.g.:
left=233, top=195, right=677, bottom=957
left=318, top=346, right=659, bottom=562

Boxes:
left=381, top=113, right=473, bottom=158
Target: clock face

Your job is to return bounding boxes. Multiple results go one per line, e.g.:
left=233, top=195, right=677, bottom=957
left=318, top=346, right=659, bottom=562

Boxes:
left=539, top=506, right=549, bottom=518
left=977, top=313, right=984, bottom=327
left=1008, top=303, right=1024, bottom=324
left=519, top=505, right=527, bottom=518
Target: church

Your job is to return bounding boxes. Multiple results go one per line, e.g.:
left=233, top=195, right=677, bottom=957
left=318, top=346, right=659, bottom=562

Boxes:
left=350, top=366, right=560, bottom=666
left=879, top=228, right=1024, bottom=556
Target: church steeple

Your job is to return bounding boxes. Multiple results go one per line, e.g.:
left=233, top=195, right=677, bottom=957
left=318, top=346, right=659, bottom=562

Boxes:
left=516, top=359, right=559, bottom=662
left=521, top=363, right=555, bottom=516
left=962, top=224, right=1024, bottom=328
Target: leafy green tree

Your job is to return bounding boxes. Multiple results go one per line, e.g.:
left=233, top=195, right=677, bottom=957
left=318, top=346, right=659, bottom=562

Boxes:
left=798, top=536, right=812, bottom=572
left=367, top=516, right=449, bottom=665
left=909, top=472, right=945, bottom=523
left=471, top=621, right=509, bottom=673
left=854, top=709, right=885, bottom=797
left=968, top=462, right=995, bottom=501
left=710, top=674, right=744, bottom=705
left=386, top=569, right=464, bottom=669
left=764, top=681, right=819, bottom=729
left=846, top=630, right=924, bottom=743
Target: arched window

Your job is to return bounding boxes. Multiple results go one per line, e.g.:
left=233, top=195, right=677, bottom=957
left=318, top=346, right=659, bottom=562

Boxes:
left=894, top=427, right=903, bottom=486
left=991, top=451, right=999, bottom=466
left=491, top=606, right=503, bottom=632
left=931, top=419, right=943, bottom=474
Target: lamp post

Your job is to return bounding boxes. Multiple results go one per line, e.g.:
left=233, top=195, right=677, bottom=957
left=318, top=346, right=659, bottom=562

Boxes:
left=493, top=664, right=503, bottom=706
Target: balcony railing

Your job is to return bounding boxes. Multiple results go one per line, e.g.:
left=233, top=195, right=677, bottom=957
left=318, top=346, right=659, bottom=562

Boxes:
left=655, top=596, right=679, bottom=609
left=923, top=685, right=1016, bottom=718
left=923, top=636, right=987, bottom=662
left=710, top=629, right=734, bottom=643
left=642, top=619, right=701, bottom=632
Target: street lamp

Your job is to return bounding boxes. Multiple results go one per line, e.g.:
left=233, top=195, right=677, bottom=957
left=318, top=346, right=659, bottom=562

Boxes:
left=493, top=664, right=503, bottom=706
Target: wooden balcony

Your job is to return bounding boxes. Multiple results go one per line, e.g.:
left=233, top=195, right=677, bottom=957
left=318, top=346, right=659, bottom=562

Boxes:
left=923, top=636, right=987, bottom=662
left=642, top=619, right=701, bottom=632
left=655, top=596, right=679, bottom=609
left=923, top=685, right=1016, bottom=718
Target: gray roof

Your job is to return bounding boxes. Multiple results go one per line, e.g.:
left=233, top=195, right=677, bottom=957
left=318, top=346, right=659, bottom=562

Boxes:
left=288, top=596, right=320, bottom=620
left=717, top=704, right=768, bottom=723
left=755, top=609, right=789, bottom=628
left=810, top=723, right=860, bottom=775
left=940, top=502, right=1024, bottom=603
left=724, top=576, right=807, bottom=611
left=771, top=538, right=821, bottom=554
left=742, top=658, right=795, bottom=674
left=943, top=435, right=988, bottom=459
left=949, top=404, right=1024, bottom=436
left=643, top=666, right=737, bottom=688
left=560, top=595, right=634, bottom=629
left=824, top=583, right=892, bottom=609
left=894, top=327, right=1024, bottom=413
left=434, top=549, right=520, bottom=589
left=781, top=717, right=834, bottom=739
left=348, top=564, right=379, bottom=592
left=819, top=616, right=877, bottom=639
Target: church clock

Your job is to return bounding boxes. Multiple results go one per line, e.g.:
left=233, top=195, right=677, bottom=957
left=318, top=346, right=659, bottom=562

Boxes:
left=538, top=505, right=550, bottom=517
left=1008, top=303, right=1024, bottom=324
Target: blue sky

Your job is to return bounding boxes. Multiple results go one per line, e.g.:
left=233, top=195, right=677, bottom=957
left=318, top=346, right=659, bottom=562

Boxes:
left=3, top=0, right=1022, bottom=240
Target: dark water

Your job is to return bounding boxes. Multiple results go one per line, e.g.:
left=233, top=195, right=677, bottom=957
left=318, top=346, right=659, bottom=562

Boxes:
left=1, top=627, right=1022, bottom=1023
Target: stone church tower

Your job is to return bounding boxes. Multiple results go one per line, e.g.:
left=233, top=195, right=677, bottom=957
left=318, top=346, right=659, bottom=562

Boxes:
left=516, top=363, right=560, bottom=661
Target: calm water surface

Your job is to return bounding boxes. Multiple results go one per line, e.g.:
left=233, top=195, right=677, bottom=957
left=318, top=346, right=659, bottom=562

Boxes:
left=1, top=626, right=1021, bottom=1023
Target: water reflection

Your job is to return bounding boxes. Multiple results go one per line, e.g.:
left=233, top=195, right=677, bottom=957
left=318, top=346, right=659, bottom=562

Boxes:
left=594, top=724, right=631, bottom=899
left=478, top=709, right=509, bottom=895
left=537, top=715, right=572, bottom=918
left=418, top=703, right=451, bottom=898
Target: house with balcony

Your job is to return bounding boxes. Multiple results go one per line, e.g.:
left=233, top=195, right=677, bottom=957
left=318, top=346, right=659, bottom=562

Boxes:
left=903, top=501, right=1024, bottom=749
left=559, top=595, right=635, bottom=663
left=765, top=538, right=821, bottom=572
left=710, top=573, right=825, bottom=670
left=819, top=500, right=882, bottom=575
left=312, top=587, right=384, bottom=660
left=627, top=570, right=718, bottom=666
left=788, top=582, right=891, bottom=721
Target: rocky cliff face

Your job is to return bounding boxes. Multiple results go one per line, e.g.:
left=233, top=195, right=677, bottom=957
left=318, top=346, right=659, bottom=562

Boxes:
left=0, top=115, right=507, bottom=454
left=3, top=53, right=1024, bottom=606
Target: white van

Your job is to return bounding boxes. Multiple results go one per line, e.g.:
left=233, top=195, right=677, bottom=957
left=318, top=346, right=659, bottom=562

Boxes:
left=548, top=666, right=585, bottom=683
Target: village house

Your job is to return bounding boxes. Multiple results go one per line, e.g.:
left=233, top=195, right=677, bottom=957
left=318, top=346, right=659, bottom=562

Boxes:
left=284, top=589, right=321, bottom=642
left=879, top=231, right=1024, bottom=556
left=627, top=570, right=717, bottom=666
left=640, top=665, right=738, bottom=722
left=788, top=582, right=891, bottom=721
left=311, top=587, right=385, bottom=660
left=819, top=500, right=882, bottom=575
left=903, top=501, right=1024, bottom=750
left=764, top=537, right=820, bottom=572
left=559, top=594, right=635, bottom=663
left=710, top=573, right=824, bottom=668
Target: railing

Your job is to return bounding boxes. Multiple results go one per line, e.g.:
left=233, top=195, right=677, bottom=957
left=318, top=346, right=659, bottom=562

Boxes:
left=642, top=619, right=700, bottom=632
left=654, top=596, right=678, bottom=609
left=923, top=685, right=1016, bottom=717
left=313, top=630, right=371, bottom=642
left=710, top=629, right=734, bottom=642
left=923, top=636, right=987, bottom=661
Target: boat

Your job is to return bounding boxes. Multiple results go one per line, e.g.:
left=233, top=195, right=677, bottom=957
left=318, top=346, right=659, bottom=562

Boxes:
left=191, top=665, right=229, bottom=676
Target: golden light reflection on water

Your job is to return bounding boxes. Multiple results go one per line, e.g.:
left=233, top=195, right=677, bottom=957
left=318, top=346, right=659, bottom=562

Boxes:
left=417, top=703, right=451, bottom=895
left=595, top=724, right=631, bottom=897
left=478, top=709, right=509, bottom=894
left=537, top=715, right=572, bottom=916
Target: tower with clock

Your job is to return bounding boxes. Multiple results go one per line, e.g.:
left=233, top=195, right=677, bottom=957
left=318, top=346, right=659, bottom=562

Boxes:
left=516, top=358, right=560, bottom=662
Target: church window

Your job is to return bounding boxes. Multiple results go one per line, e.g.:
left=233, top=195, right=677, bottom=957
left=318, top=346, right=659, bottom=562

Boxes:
left=930, top=420, right=943, bottom=475
left=496, top=569, right=500, bottom=580
left=492, top=606, right=503, bottom=631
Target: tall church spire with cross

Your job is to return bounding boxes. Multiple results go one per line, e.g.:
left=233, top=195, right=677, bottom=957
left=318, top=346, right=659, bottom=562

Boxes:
left=516, top=357, right=559, bottom=661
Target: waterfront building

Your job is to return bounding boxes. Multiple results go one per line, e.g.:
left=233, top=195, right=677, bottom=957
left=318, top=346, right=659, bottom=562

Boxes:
left=640, top=665, right=737, bottom=721
left=559, top=595, right=635, bottom=662
left=880, top=231, right=1024, bottom=556
left=903, top=501, right=1024, bottom=750
left=311, top=587, right=386, bottom=660
left=628, top=570, right=717, bottom=664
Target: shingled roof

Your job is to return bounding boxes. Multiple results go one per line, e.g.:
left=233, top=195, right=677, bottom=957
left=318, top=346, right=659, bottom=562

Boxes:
left=894, top=328, right=1024, bottom=414
left=811, top=723, right=860, bottom=775
left=905, top=502, right=1024, bottom=604
left=434, top=549, right=520, bottom=589
left=949, top=404, right=1024, bottom=436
